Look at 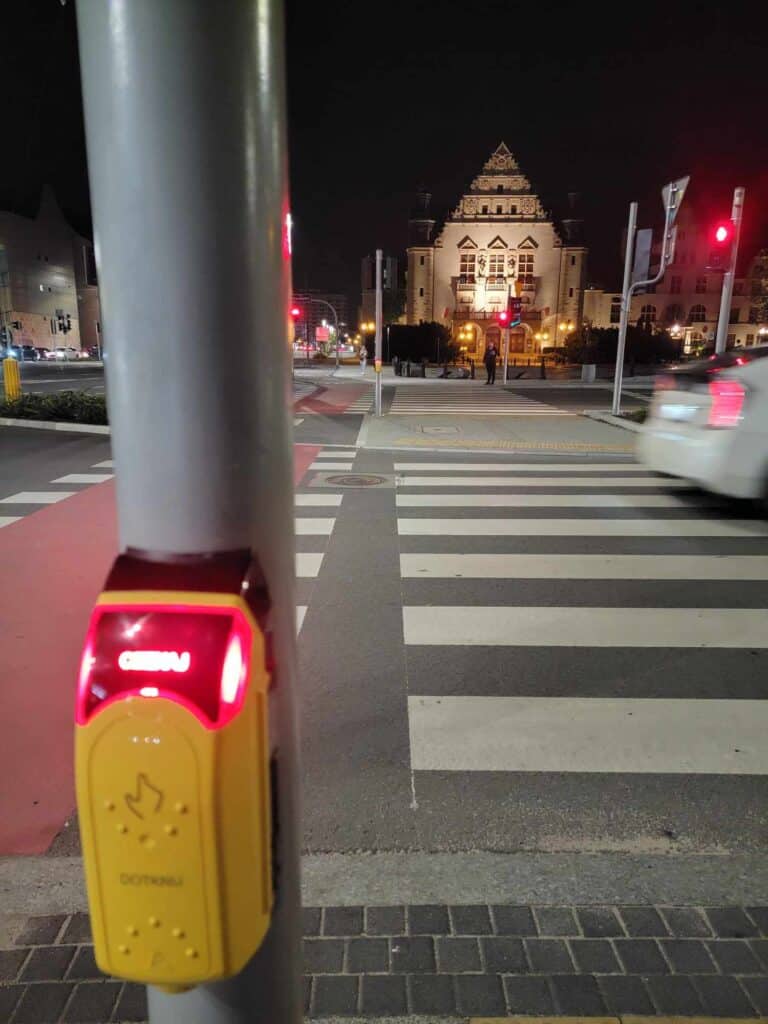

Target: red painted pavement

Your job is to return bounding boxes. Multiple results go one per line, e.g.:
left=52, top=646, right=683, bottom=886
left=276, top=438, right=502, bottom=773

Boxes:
left=294, top=383, right=367, bottom=414
left=0, top=445, right=321, bottom=855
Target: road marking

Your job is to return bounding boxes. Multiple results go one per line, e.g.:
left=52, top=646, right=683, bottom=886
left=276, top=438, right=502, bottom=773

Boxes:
left=397, top=518, right=767, bottom=537
left=408, top=695, right=768, bottom=774
left=294, top=418, right=304, bottom=426
left=296, top=606, right=307, bottom=633
left=396, top=493, right=710, bottom=508
left=51, top=473, right=113, bottom=484
left=317, top=449, right=357, bottom=457
left=310, top=461, right=354, bottom=470
left=295, top=493, right=343, bottom=506
left=296, top=553, right=325, bottom=578
left=294, top=517, right=335, bottom=535
left=394, top=462, right=642, bottom=472
left=0, top=491, right=76, bottom=505
left=0, top=516, right=22, bottom=528
left=396, top=476, right=690, bottom=488
left=403, top=606, right=768, bottom=647
left=401, top=553, right=768, bottom=580
left=92, top=460, right=114, bottom=468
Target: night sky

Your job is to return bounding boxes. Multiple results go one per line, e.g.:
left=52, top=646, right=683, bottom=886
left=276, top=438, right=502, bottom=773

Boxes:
left=3, top=0, right=767, bottom=310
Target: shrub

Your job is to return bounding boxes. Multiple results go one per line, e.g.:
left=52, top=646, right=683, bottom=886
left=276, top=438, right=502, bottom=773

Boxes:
left=0, top=390, right=108, bottom=424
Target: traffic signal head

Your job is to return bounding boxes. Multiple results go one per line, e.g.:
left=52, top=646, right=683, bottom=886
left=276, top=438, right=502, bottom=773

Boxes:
left=290, top=305, right=301, bottom=319
left=496, top=309, right=510, bottom=326
left=707, top=221, right=734, bottom=271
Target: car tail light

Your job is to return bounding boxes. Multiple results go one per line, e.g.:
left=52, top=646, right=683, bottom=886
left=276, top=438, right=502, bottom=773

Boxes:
left=708, top=378, right=746, bottom=428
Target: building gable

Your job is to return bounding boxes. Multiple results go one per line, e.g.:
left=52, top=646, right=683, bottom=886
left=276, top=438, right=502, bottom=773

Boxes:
left=487, top=235, right=508, bottom=250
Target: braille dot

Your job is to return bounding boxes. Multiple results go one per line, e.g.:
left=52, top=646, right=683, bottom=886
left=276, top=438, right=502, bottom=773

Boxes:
left=127, top=926, right=138, bottom=937
left=149, top=917, right=161, bottom=928
left=185, top=947, right=198, bottom=959
left=164, top=825, right=178, bottom=836
left=104, top=800, right=115, bottom=811
left=174, top=802, right=188, bottom=814
left=172, top=928, right=185, bottom=939
left=116, top=823, right=128, bottom=834
left=118, top=944, right=130, bottom=954
left=140, top=835, right=156, bottom=849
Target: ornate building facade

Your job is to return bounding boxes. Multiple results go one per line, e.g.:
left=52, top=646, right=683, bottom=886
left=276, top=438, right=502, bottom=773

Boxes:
left=406, top=143, right=587, bottom=359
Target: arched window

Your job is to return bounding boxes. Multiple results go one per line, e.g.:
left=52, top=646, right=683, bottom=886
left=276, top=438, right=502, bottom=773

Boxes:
left=689, top=304, right=707, bottom=323
left=638, top=304, right=656, bottom=331
left=663, top=303, right=684, bottom=323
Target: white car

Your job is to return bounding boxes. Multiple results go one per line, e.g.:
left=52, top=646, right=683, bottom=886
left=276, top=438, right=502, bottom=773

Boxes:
left=637, top=346, right=768, bottom=507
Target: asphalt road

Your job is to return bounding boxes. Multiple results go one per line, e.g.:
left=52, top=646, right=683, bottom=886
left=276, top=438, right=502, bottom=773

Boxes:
left=14, top=361, right=105, bottom=395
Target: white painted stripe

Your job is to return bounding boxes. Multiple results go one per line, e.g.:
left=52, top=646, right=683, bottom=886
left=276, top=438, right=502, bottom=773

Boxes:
left=296, top=553, right=324, bottom=578
left=92, top=460, right=114, bottom=468
left=317, top=450, right=357, bottom=457
left=0, top=491, right=76, bottom=505
left=293, top=418, right=304, bottom=426
left=310, top=461, right=354, bottom=470
left=51, top=473, right=113, bottom=484
left=294, top=518, right=335, bottom=535
left=398, top=518, right=767, bottom=537
left=0, top=516, right=22, bottom=528
left=408, top=696, right=768, bottom=774
left=396, top=493, right=705, bottom=508
left=394, top=463, right=640, bottom=472
left=397, top=476, right=691, bottom=488
left=403, top=606, right=768, bottom=647
left=296, top=606, right=307, bottom=633
left=401, top=553, right=768, bottom=580
left=295, top=493, right=343, bottom=506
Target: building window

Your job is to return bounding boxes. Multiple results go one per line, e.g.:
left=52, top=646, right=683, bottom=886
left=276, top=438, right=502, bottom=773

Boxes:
left=419, top=254, right=425, bottom=266
left=746, top=334, right=755, bottom=346
left=568, top=287, right=574, bottom=297
left=570, top=255, right=576, bottom=266
left=727, top=334, right=736, bottom=345
left=50, top=319, right=57, bottom=335
left=496, top=205, right=503, bottom=214
left=510, top=205, right=517, bottom=214
left=749, top=307, right=759, bottom=322
left=664, top=303, right=684, bottom=323
left=419, top=287, right=424, bottom=297
left=729, top=308, right=740, bottom=324
left=497, top=184, right=504, bottom=193
left=689, top=304, right=707, bottom=323
left=610, top=298, right=621, bottom=324
left=670, top=275, right=682, bottom=294
left=695, top=276, right=707, bottom=293
left=481, top=205, right=488, bottom=214
left=518, top=253, right=534, bottom=284
left=638, top=304, right=656, bottom=330
left=487, top=254, right=505, bottom=285
left=459, top=253, right=476, bottom=284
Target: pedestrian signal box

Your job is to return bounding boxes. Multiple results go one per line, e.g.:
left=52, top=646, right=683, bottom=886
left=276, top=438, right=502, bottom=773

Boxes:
left=75, top=553, right=274, bottom=992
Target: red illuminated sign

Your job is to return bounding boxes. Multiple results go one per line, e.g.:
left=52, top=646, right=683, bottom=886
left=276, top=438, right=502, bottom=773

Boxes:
left=77, top=605, right=253, bottom=728
left=715, top=224, right=729, bottom=243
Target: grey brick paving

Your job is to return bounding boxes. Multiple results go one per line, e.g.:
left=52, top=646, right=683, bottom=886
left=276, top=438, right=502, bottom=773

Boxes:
left=2, top=905, right=768, bottom=1020
left=435, top=937, right=481, bottom=973
left=534, top=906, right=577, bottom=936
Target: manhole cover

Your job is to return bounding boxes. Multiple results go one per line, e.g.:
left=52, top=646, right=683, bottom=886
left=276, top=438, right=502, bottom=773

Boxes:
left=325, top=473, right=388, bottom=487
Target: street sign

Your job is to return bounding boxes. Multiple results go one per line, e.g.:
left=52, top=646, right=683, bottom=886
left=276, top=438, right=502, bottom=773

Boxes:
left=661, top=175, right=690, bottom=223
left=631, top=228, right=652, bottom=284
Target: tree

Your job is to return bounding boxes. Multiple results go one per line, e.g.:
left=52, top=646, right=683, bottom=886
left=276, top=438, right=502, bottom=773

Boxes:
left=388, top=322, right=453, bottom=363
left=564, top=326, right=682, bottom=365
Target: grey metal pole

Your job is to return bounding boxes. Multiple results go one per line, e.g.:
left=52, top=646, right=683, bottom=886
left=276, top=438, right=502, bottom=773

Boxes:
left=75, top=3, right=302, bottom=1023
left=715, top=186, right=745, bottom=355
left=374, top=248, right=383, bottom=415
left=611, top=202, right=638, bottom=416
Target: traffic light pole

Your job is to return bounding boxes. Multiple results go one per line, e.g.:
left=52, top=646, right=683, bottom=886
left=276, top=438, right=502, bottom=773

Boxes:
left=611, top=202, right=638, bottom=416
left=714, top=186, right=745, bottom=355
left=374, top=248, right=383, bottom=416
left=75, top=3, right=302, bottom=1023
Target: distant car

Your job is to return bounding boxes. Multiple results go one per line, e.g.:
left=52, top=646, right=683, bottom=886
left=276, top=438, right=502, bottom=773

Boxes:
left=35, top=347, right=50, bottom=360
left=21, top=345, right=39, bottom=361
left=4, top=344, right=36, bottom=360
left=637, top=346, right=768, bottom=509
left=43, top=348, right=58, bottom=360
left=77, top=348, right=91, bottom=359
left=53, top=346, right=80, bottom=360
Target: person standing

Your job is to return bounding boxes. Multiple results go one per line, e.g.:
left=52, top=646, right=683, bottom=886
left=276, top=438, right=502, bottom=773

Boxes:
left=359, top=343, right=367, bottom=375
left=484, top=342, right=497, bottom=385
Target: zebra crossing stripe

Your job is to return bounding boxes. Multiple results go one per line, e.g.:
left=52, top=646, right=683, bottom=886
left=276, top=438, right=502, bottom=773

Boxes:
left=400, top=553, right=768, bottom=580
left=395, top=493, right=709, bottom=508
left=396, top=476, right=691, bottom=488
left=295, top=493, right=343, bottom=506
left=296, top=606, right=308, bottom=633
left=397, top=518, right=767, bottom=537
left=295, top=517, right=336, bottom=535
left=407, top=695, right=768, bottom=774
left=0, top=516, right=22, bottom=529
left=0, top=491, right=76, bottom=504
left=296, top=553, right=325, bottom=577
left=310, top=462, right=354, bottom=470
left=402, top=605, right=768, bottom=647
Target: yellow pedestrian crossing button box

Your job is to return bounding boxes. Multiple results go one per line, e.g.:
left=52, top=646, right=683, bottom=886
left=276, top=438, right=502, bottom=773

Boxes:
left=75, top=554, right=274, bottom=992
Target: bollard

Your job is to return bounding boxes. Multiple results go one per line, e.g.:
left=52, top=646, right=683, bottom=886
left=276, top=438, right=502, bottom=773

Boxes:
left=3, top=357, right=21, bottom=401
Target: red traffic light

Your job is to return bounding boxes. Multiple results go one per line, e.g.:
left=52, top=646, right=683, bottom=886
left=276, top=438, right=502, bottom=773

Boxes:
left=496, top=310, right=510, bottom=325
left=290, top=305, right=302, bottom=319
left=713, top=223, right=731, bottom=245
